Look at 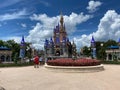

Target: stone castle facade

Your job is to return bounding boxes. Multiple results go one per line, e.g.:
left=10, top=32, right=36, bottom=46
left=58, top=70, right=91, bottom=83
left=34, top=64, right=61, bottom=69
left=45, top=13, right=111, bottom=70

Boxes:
left=44, top=14, right=76, bottom=57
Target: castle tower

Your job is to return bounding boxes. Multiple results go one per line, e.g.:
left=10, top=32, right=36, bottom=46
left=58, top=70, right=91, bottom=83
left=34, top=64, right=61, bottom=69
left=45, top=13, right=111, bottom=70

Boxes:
left=19, top=36, right=26, bottom=59
left=59, top=13, right=67, bottom=43
left=44, top=13, right=70, bottom=57
left=91, top=36, right=96, bottom=58
left=53, top=13, right=68, bottom=56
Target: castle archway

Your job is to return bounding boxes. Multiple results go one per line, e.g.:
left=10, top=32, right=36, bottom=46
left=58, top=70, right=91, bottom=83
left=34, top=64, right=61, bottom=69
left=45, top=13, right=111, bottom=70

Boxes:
left=1, top=55, right=5, bottom=62
left=55, top=50, right=60, bottom=56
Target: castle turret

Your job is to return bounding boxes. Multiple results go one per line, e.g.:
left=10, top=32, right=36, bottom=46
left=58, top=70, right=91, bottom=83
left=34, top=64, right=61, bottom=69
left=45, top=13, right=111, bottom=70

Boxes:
left=19, top=36, right=26, bottom=59
left=91, top=36, right=95, bottom=48
left=91, top=36, right=96, bottom=59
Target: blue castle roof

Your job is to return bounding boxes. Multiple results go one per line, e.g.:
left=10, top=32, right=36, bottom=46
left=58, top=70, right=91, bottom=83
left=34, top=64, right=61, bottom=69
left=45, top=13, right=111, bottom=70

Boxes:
left=0, top=46, right=11, bottom=50
left=67, top=38, right=69, bottom=42
left=20, top=36, right=25, bottom=46
left=107, top=45, right=119, bottom=49
left=118, top=38, right=120, bottom=43
left=54, top=24, right=60, bottom=33
left=50, top=37, right=54, bottom=45
left=91, top=36, right=95, bottom=43
left=44, top=39, right=49, bottom=47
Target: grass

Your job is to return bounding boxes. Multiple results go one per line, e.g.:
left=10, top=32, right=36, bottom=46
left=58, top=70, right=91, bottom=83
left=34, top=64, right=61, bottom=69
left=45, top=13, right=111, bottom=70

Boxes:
left=0, top=62, right=34, bottom=67
left=101, top=60, right=120, bottom=64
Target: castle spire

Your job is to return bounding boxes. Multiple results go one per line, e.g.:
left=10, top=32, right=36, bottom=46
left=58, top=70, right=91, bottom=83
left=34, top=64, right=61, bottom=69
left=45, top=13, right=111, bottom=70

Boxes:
left=20, top=35, right=25, bottom=46
left=19, top=36, right=25, bottom=59
left=60, top=12, right=64, bottom=26
left=91, top=36, right=95, bottom=43
left=91, top=36, right=96, bottom=48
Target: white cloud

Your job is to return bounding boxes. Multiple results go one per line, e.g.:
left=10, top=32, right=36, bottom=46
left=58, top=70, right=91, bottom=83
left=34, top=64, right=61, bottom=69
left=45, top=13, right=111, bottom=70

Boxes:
left=95, top=10, right=120, bottom=41
left=1, top=36, right=22, bottom=43
left=0, top=9, right=28, bottom=21
left=86, top=0, right=102, bottom=13
left=4, top=10, right=120, bottom=52
left=27, top=12, right=92, bottom=49
left=39, top=1, right=51, bottom=7
left=21, top=23, right=27, bottom=28
left=73, top=10, right=120, bottom=50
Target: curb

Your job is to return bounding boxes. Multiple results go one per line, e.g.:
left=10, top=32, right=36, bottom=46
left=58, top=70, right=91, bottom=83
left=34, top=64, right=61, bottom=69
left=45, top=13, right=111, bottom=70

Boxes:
left=44, top=64, right=104, bottom=73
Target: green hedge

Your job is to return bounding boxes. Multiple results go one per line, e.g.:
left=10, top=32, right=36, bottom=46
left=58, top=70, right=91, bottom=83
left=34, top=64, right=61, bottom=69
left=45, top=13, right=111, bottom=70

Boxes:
left=0, top=62, right=34, bottom=67
left=101, top=60, right=120, bottom=64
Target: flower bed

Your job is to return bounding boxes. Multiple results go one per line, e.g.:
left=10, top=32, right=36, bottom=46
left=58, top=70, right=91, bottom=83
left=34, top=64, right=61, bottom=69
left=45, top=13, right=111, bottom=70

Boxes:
left=47, top=58, right=101, bottom=66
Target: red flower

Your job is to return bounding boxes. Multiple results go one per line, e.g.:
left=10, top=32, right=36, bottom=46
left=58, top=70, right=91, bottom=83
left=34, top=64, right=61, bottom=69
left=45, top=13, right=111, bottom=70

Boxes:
left=47, top=58, right=101, bottom=66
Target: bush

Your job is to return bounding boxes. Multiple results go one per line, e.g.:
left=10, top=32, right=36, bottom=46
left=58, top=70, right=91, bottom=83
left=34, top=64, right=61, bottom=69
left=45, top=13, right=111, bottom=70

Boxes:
left=47, top=58, right=101, bottom=66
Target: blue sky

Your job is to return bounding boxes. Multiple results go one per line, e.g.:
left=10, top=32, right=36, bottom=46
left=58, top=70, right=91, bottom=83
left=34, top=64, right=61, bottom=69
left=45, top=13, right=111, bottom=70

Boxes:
left=0, top=0, right=120, bottom=50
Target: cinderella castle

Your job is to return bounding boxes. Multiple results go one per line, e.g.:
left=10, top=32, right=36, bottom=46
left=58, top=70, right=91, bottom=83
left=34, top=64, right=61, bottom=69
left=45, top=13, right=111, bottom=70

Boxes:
left=44, top=13, right=77, bottom=57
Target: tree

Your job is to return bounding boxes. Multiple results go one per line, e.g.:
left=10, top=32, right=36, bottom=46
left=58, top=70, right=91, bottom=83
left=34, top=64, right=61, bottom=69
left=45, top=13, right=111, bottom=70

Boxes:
left=96, top=40, right=117, bottom=60
left=4, top=40, right=20, bottom=61
left=0, top=40, right=21, bottom=61
left=95, top=41, right=105, bottom=60
left=14, top=53, right=19, bottom=64
left=104, top=39, right=118, bottom=48
left=82, top=46, right=91, bottom=57
left=0, top=40, right=4, bottom=46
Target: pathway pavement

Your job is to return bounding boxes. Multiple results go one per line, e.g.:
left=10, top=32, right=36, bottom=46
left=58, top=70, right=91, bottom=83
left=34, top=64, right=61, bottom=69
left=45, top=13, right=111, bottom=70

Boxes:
left=0, top=65, right=120, bottom=90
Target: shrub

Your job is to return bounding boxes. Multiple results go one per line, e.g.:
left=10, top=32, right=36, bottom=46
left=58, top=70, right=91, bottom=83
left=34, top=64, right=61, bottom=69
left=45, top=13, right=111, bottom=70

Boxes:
left=47, top=58, right=101, bottom=66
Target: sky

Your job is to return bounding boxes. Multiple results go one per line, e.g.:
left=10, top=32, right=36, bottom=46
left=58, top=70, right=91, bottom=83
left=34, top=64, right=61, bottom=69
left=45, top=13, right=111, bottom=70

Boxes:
left=0, top=0, right=120, bottom=50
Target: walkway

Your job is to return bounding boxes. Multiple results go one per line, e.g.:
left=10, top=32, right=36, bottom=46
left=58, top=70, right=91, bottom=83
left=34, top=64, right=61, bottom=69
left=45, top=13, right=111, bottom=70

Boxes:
left=0, top=65, right=120, bottom=90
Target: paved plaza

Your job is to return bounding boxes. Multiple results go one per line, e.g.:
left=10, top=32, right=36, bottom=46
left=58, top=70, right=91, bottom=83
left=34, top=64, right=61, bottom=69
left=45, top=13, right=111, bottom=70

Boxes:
left=0, top=65, right=120, bottom=90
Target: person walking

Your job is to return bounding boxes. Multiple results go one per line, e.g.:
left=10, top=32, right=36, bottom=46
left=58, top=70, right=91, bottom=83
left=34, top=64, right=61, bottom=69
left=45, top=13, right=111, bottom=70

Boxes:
left=34, top=55, right=39, bottom=68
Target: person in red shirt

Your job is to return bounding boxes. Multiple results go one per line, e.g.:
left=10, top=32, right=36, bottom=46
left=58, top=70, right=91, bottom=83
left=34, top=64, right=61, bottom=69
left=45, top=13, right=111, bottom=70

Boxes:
left=34, top=55, right=39, bottom=68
